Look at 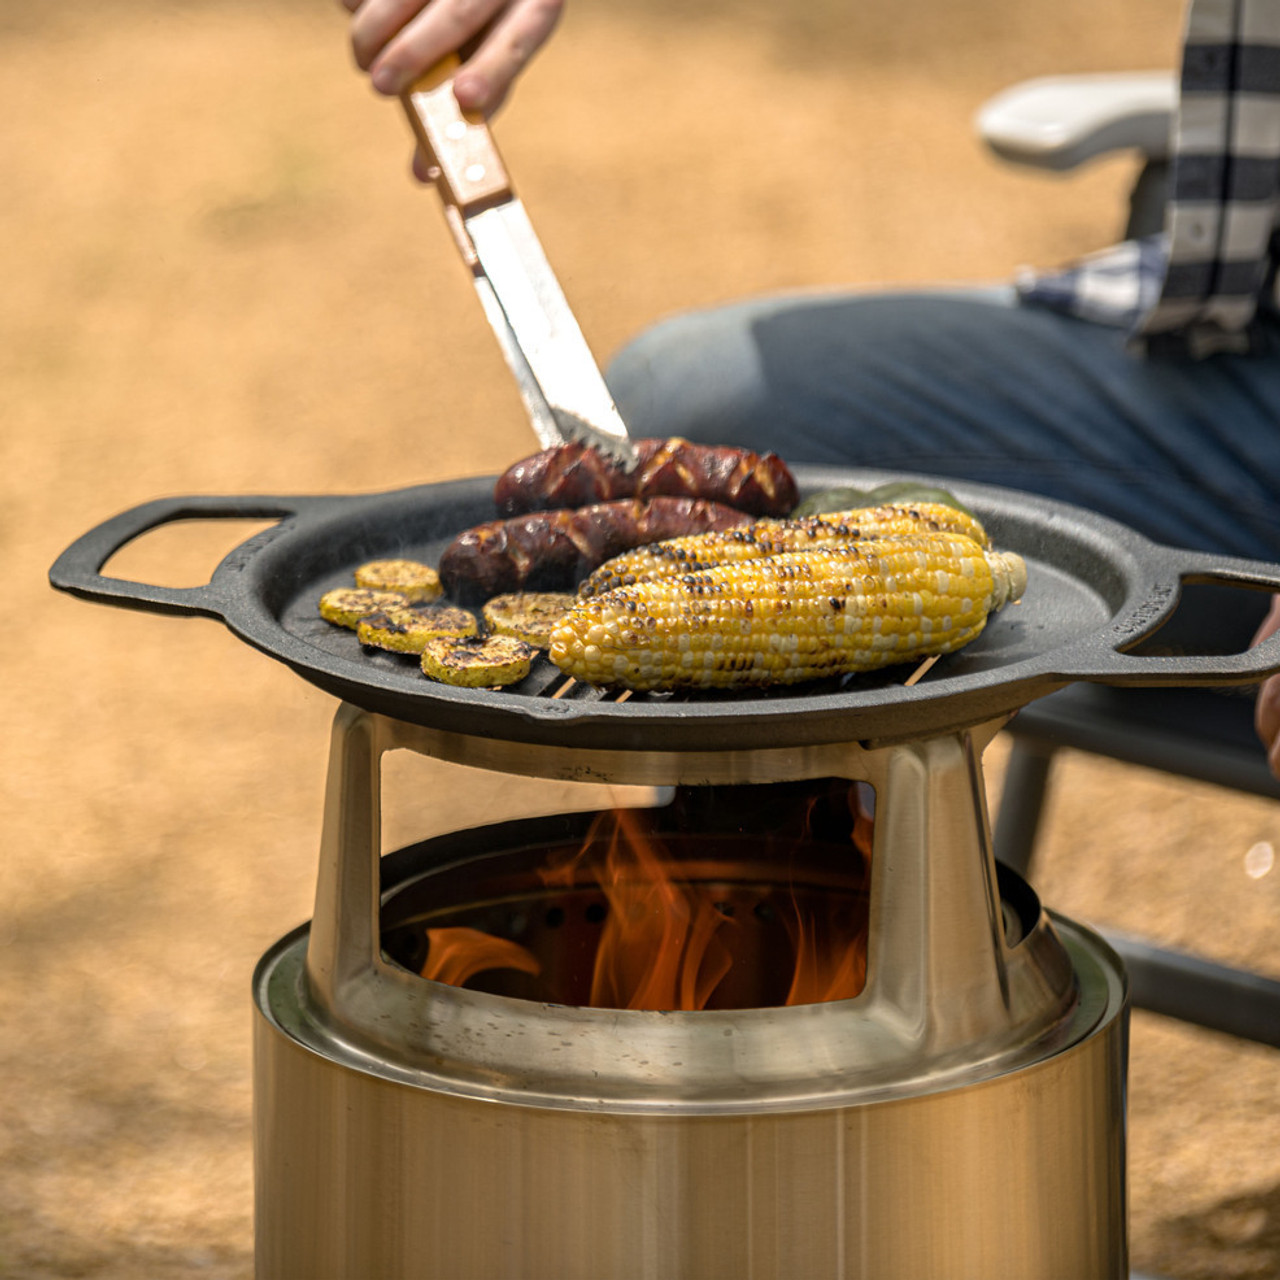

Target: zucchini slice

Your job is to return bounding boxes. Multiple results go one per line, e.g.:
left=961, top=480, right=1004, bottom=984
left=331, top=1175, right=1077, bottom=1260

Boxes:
left=356, top=604, right=478, bottom=654
left=319, top=588, right=410, bottom=629
left=420, top=635, right=536, bottom=687
left=481, top=592, right=577, bottom=648
left=354, top=558, right=443, bottom=603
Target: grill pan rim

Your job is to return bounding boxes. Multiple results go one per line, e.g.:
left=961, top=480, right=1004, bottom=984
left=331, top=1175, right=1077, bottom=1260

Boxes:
left=50, top=465, right=1280, bottom=751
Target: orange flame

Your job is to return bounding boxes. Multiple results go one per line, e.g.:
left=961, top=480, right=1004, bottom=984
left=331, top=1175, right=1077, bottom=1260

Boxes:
left=422, top=927, right=541, bottom=987
left=782, top=901, right=869, bottom=1005
left=417, top=786, right=873, bottom=1011
left=574, top=809, right=734, bottom=1011
left=781, top=785, right=872, bottom=1005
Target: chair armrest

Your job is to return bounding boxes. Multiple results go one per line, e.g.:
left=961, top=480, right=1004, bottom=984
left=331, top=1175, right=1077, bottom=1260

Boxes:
left=975, top=72, right=1176, bottom=171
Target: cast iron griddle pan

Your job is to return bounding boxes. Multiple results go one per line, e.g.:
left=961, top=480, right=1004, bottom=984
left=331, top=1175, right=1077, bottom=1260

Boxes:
left=49, top=466, right=1280, bottom=752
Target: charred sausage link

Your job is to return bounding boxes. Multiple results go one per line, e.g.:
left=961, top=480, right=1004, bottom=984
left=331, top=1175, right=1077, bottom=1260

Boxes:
left=439, top=498, right=752, bottom=603
left=492, top=439, right=799, bottom=517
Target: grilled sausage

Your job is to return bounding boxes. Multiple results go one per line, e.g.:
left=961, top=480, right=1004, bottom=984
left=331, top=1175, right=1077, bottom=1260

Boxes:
left=439, top=498, right=752, bottom=603
left=492, top=439, right=799, bottom=517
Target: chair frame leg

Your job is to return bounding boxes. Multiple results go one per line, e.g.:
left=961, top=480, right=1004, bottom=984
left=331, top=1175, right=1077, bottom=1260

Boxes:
left=994, top=732, right=1280, bottom=1048
left=1101, top=931, right=1280, bottom=1048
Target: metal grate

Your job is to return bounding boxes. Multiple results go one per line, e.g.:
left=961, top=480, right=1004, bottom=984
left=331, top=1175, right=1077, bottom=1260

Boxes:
left=517, top=650, right=937, bottom=707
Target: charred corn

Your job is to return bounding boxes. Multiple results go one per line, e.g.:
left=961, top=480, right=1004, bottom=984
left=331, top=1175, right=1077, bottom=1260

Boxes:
left=578, top=502, right=989, bottom=597
left=810, top=502, right=989, bottom=546
left=549, top=535, right=1026, bottom=692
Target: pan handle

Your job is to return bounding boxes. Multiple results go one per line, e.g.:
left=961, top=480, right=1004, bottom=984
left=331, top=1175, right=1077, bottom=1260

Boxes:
left=48, top=494, right=314, bottom=619
left=1053, top=548, right=1280, bottom=685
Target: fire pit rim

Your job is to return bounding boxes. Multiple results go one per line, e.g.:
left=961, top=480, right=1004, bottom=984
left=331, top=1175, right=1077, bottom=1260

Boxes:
left=257, top=910, right=1123, bottom=1116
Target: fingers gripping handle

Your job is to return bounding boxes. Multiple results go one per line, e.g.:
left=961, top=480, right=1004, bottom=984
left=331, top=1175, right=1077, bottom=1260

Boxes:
left=48, top=495, right=303, bottom=619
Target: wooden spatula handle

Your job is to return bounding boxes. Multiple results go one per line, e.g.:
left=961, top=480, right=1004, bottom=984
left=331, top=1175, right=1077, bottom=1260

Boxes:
left=401, top=55, right=513, bottom=216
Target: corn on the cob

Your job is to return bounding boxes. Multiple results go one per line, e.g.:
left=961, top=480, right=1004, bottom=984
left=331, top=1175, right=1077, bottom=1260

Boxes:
left=578, top=502, right=989, bottom=598
left=549, top=535, right=1026, bottom=692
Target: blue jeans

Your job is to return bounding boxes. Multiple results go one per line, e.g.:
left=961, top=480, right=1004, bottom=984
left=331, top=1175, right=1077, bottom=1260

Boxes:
left=605, top=287, right=1280, bottom=565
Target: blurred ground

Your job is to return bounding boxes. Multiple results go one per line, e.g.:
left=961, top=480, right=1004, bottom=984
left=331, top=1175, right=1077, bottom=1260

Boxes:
left=3, top=0, right=1279, bottom=1276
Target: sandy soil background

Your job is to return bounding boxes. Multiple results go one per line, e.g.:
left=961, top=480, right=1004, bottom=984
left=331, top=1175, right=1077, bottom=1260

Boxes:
left=4, top=0, right=1280, bottom=1275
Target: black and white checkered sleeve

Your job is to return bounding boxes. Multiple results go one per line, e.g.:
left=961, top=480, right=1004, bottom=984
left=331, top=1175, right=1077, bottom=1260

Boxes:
left=1019, top=0, right=1280, bottom=359
left=1133, top=0, right=1280, bottom=355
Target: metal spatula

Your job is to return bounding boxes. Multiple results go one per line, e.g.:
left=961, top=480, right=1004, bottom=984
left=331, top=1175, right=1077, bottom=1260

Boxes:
left=401, top=62, right=639, bottom=470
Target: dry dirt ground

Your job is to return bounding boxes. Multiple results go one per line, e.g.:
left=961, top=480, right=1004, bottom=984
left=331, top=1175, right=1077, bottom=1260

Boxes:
left=4, top=0, right=1280, bottom=1276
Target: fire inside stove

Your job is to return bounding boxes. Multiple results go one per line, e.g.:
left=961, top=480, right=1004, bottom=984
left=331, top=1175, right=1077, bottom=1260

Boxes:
left=381, top=781, right=882, bottom=1011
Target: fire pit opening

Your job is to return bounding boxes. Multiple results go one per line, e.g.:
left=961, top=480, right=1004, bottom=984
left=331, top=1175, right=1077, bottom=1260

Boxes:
left=380, top=780, right=1033, bottom=1012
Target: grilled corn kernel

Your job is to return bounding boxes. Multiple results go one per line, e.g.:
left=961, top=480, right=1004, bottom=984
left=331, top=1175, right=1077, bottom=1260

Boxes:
left=550, top=536, right=1025, bottom=692
left=579, top=502, right=989, bottom=597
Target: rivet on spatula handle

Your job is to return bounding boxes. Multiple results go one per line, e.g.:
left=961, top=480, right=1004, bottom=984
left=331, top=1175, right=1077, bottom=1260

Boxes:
left=401, top=56, right=513, bottom=216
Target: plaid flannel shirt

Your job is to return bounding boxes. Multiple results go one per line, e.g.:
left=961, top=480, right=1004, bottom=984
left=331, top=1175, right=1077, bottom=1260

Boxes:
left=1018, top=0, right=1280, bottom=358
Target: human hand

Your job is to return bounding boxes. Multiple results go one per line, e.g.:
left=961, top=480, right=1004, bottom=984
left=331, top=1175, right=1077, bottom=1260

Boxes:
left=1253, top=594, right=1280, bottom=778
left=344, top=0, right=564, bottom=119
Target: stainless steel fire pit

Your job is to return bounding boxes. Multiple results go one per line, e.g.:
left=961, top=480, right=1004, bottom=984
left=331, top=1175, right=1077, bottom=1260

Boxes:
left=52, top=466, right=1280, bottom=1279
left=253, top=704, right=1127, bottom=1280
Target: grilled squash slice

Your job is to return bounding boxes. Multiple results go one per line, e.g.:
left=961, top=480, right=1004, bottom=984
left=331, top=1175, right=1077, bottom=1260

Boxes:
left=354, top=558, right=443, bottom=603
left=319, top=588, right=410, bottom=629
left=420, top=635, right=536, bottom=687
left=481, top=592, right=577, bottom=648
left=356, top=604, right=478, bottom=654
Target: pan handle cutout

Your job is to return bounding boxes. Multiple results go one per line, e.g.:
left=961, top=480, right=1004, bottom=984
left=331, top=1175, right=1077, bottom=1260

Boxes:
left=48, top=495, right=314, bottom=619
left=1050, top=548, right=1280, bottom=687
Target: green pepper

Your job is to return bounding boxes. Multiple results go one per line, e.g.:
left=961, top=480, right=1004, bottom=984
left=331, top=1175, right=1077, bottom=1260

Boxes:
left=790, top=481, right=972, bottom=519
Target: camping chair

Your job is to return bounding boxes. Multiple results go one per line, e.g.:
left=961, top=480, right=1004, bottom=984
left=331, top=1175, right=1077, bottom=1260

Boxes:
left=976, top=74, right=1280, bottom=1049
